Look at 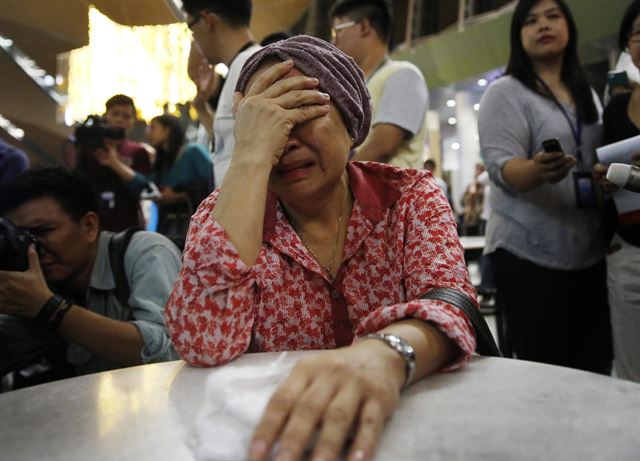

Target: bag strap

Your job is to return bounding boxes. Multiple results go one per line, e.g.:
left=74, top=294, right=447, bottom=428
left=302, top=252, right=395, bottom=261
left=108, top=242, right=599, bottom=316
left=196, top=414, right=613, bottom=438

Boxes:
left=108, top=228, right=142, bottom=318
left=420, top=287, right=501, bottom=357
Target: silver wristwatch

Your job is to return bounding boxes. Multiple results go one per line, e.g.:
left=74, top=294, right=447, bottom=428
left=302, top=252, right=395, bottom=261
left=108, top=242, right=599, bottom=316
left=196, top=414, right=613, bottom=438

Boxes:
left=364, top=333, right=416, bottom=391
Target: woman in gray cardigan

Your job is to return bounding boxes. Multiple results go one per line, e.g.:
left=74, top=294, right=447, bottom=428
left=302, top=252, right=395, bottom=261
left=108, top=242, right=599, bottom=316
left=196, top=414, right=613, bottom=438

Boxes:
left=478, top=0, right=612, bottom=373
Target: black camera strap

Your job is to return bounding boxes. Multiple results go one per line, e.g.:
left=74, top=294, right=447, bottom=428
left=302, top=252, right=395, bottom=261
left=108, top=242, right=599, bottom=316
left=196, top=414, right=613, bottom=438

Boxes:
left=108, top=228, right=142, bottom=320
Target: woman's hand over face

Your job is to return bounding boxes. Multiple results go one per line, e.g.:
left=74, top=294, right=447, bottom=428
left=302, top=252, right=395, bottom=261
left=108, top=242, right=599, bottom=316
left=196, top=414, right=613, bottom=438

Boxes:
left=532, top=150, right=576, bottom=184
left=248, top=342, right=404, bottom=461
left=232, top=60, right=331, bottom=169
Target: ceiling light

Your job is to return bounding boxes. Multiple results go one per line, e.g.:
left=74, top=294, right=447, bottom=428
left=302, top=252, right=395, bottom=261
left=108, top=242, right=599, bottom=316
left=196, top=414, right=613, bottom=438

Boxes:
left=473, top=103, right=480, bottom=111
left=446, top=99, right=456, bottom=108
left=451, top=142, right=461, bottom=151
left=448, top=117, right=457, bottom=125
left=0, top=114, right=25, bottom=140
left=477, top=78, right=488, bottom=87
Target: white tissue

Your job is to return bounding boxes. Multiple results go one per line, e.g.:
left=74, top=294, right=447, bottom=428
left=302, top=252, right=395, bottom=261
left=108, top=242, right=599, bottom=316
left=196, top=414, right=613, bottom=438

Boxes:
left=193, top=352, right=296, bottom=461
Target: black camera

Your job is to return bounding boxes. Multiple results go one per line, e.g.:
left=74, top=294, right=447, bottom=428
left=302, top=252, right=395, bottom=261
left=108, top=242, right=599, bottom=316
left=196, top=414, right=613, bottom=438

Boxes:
left=73, top=115, right=125, bottom=150
left=0, top=218, right=38, bottom=271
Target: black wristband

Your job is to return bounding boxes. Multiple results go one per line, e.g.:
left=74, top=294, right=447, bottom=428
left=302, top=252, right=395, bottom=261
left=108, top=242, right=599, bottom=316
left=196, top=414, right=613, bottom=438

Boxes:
left=35, top=294, right=65, bottom=322
left=51, top=301, right=73, bottom=332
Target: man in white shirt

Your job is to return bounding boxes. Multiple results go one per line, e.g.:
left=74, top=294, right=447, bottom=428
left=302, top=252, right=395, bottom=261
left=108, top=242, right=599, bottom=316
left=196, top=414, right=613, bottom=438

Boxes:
left=183, top=0, right=261, bottom=187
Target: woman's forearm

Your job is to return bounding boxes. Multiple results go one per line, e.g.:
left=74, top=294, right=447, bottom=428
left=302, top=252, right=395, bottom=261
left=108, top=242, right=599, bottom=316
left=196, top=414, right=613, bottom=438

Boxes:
left=501, top=157, right=545, bottom=192
left=212, top=157, right=272, bottom=266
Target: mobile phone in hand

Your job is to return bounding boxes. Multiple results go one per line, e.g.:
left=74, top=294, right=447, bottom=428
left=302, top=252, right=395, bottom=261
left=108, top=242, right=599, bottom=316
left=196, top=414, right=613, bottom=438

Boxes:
left=542, top=138, right=563, bottom=153
left=607, top=70, right=630, bottom=97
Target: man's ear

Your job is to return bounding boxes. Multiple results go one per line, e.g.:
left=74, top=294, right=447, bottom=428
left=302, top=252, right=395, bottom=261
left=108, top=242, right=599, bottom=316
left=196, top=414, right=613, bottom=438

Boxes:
left=359, top=18, right=374, bottom=38
left=81, top=212, right=100, bottom=243
left=201, top=10, right=220, bottom=32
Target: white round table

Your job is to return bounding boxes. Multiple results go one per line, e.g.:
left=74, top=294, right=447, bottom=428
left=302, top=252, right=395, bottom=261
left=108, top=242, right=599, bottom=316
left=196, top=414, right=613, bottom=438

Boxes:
left=1, top=353, right=638, bottom=460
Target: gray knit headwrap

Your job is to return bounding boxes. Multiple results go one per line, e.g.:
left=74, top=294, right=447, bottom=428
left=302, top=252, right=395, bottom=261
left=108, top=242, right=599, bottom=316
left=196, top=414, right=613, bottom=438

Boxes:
left=235, top=35, right=372, bottom=148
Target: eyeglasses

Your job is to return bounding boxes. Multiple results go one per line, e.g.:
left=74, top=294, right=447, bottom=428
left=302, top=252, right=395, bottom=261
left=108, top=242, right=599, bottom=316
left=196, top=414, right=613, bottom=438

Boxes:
left=330, top=20, right=358, bottom=42
left=187, top=13, right=204, bottom=30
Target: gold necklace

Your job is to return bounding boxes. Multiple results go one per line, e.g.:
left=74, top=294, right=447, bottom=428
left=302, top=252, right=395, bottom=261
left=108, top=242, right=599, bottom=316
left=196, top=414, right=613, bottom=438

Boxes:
left=291, top=191, right=348, bottom=282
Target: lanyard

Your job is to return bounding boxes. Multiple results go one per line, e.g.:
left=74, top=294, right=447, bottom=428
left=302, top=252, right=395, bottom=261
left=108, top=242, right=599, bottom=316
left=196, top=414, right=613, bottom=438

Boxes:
left=535, top=76, right=585, bottom=170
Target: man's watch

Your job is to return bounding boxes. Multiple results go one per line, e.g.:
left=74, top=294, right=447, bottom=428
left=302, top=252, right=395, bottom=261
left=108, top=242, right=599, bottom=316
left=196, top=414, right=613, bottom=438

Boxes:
left=363, top=333, right=416, bottom=391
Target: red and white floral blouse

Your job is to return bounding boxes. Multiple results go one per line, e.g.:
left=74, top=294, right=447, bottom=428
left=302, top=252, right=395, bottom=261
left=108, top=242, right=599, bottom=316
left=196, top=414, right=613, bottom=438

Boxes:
left=165, top=161, right=477, bottom=368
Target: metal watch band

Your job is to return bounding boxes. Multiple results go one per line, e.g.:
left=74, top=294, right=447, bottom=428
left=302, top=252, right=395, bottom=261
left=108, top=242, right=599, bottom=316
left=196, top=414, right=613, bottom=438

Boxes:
left=364, top=333, right=416, bottom=391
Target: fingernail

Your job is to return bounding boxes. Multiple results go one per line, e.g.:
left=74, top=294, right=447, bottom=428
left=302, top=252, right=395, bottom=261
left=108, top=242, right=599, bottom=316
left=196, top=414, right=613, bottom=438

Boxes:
left=351, top=449, right=366, bottom=461
left=320, top=92, right=330, bottom=99
left=249, top=439, right=267, bottom=458
left=285, top=59, right=293, bottom=65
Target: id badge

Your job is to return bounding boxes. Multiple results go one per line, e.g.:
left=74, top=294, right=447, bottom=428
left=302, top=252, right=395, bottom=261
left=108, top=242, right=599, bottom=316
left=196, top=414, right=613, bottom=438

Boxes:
left=573, top=171, right=596, bottom=208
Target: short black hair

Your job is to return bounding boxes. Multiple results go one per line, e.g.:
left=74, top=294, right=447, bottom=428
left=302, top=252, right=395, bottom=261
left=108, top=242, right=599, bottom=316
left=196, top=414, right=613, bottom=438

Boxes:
left=182, top=0, right=252, bottom=27
left=0, top=167, right=98, bottom=221
left=329, top=0, right=392, bottom=44
left=260, top=31, right=292, bottom=46
left=105, top=94, right=136, bottom=112
left=619, top=0, right=640, bottom=51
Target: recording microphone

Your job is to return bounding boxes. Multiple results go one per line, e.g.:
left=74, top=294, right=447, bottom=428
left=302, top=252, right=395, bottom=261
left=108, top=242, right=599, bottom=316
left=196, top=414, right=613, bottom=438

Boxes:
left=606, top=163, right=640, bottom=193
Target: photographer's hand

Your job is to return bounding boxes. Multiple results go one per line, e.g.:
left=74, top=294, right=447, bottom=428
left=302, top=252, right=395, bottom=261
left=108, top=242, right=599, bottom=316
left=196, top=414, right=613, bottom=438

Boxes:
left=0, top=245, right=53, bottom=317
left=96, top=143, right=136, bottom=182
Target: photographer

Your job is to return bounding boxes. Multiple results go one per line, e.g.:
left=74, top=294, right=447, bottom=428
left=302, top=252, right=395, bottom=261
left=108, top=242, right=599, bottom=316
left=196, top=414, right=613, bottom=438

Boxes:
left=74, top=95, right=151, bottom=232
left=0, top=168, right=180, bottom=382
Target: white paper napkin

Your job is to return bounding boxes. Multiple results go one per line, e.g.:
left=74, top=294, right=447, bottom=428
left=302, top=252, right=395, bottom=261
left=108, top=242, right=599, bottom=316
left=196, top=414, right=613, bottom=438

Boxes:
left=193, top=352, right=296, bottom=461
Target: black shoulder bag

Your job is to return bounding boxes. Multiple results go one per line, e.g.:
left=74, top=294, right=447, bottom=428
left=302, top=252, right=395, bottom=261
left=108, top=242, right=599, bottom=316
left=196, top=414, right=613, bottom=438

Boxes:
left=420, top=287, right=501, bottom=356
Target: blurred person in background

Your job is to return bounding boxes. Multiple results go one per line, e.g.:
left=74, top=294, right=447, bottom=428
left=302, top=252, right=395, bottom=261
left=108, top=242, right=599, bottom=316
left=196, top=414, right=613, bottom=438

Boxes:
left=423, top=158, right=455, bottom=213
left=592, top=0, right=640, bottom=383
left=423, top=158, right=448, bottom=194
left=182, top=0, right=261, bottom=187
left=330, top=0, right=428, bottom=168
left=74, top=95, right=152, bottom=231
left=478, top=0, right=612, bottom=373
left=460, top=163, right=486, bottom=236
left=186, top=41, right=223, bottom=146
left=0, top=138, right=29, bottom=182
left=96, top=114, right=213, bottom=250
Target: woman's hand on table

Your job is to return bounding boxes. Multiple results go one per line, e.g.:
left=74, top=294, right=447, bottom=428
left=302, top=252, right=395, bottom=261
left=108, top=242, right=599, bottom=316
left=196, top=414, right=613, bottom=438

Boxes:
left=248, top=341, right=405, bottom=461
left=231, top=59, right=331, bottom=170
